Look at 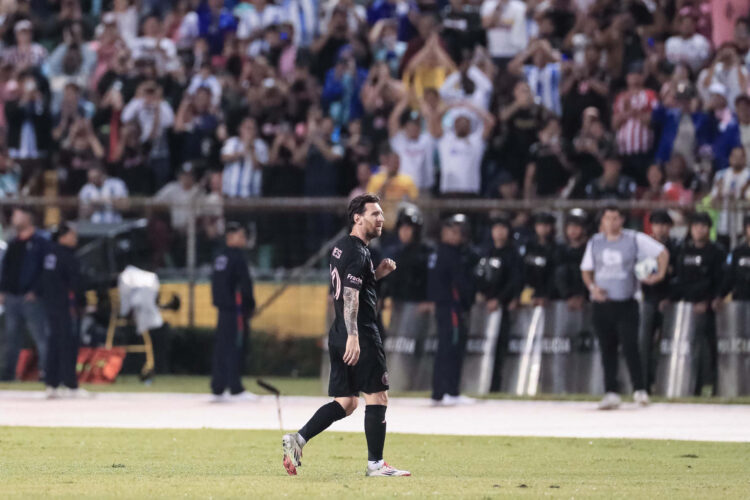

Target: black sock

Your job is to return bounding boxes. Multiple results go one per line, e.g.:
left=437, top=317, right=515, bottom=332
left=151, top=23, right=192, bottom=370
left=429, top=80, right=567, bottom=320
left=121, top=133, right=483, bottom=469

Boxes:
left=364, top=405, right=387, bottom=462
left=298, top=401, right=347, bottom=443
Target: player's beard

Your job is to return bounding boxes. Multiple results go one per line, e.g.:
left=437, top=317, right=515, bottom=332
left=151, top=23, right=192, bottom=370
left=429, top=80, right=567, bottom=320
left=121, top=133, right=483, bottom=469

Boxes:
left=366, top=225, right=382, bottom=240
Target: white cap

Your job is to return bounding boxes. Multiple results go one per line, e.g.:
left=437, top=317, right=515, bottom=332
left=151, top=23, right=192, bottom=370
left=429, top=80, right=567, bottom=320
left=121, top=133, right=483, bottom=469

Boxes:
left=14, top=20, right=32, bottom=33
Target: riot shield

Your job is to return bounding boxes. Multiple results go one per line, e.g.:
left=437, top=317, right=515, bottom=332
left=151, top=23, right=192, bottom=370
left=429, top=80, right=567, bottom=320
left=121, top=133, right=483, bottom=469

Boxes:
left=460, top=304, right=502, bottom=395
left=500, top=306, right=546, bottom=396
left=716, top=301, right=750, bottom=397
left=654, top=301, right=699, bottom=398
left=384, top=301, right=433, bottom=392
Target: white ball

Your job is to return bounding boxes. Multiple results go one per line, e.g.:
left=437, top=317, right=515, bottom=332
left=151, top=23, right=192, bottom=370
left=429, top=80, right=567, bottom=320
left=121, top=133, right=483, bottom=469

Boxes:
left=635, top=257, right=658, bottom=281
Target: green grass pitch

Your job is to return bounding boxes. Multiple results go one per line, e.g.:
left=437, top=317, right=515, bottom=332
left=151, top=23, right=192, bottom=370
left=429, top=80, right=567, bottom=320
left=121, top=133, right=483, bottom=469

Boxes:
left=1, top=427, right=749, bottom=499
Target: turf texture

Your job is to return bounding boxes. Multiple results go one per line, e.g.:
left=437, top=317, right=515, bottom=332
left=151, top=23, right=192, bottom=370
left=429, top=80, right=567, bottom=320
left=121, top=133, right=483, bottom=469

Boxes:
left=1, top=427, right=748, bottom=498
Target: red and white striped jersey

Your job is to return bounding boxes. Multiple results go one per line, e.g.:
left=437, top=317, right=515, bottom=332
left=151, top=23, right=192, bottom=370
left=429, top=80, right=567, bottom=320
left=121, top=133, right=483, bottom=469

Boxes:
left=614, top=89, right=658, bottom=156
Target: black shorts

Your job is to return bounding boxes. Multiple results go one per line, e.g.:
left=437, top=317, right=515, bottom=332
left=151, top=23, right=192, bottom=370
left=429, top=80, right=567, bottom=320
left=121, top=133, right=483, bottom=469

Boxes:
left=328, top=336, right=389, bottom=397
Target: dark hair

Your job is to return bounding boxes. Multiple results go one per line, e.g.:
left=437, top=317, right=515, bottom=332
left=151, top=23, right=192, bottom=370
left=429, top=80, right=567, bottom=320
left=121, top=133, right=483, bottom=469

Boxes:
left=602, top=205, right=624, bottom=216
left=378, top=143, right=394, bottom=158
left=348, top=194, right=380, bottom=228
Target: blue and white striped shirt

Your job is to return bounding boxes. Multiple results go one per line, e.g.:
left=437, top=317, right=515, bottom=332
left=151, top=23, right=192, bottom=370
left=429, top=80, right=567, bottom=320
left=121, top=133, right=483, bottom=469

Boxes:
left=523, top=63, right=562, bottom=116
left=221, top=137, right=269, bottom=199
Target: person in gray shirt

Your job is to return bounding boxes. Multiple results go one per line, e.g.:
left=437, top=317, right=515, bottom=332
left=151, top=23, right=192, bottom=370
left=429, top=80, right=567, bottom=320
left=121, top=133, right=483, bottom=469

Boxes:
left=580, top=205, right=669, bottom=410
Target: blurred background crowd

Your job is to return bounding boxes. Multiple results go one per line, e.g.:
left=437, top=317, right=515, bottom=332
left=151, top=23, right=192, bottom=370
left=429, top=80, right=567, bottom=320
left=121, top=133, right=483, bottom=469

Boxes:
left=0, top=0, right=747, bottom=268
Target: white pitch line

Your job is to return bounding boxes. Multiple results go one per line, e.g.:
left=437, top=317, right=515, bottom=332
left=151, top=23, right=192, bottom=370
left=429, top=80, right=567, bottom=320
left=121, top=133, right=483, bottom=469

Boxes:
left=1, top=391, right=749, bottom=442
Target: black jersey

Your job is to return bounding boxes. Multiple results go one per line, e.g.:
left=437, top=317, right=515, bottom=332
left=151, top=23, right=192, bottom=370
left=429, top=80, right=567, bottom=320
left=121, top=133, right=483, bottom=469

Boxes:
left=329, top=235, right=379, bottom=346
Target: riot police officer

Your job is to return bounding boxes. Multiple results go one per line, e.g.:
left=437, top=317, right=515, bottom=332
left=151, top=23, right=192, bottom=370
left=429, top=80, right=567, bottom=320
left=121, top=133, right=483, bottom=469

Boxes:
left=40, top=222, right=86, bottom=399
left=671, top=212, right=725, bottom=396
left=520, top=212, right=559, bottom=305
left=475, top=215, right=524, bottom=392
left=721, top=215, right=750, bottom=300
left=382, top=205, right=432, bottom=303
left=639, top=210, right=679, bottom=391
left=427, top=214, right=476, bottom=406
left=476, top=215, right=524, bottom=312
left=554, top=209, right=589, bottom=310
left=210, top=222, right=256, bottom=402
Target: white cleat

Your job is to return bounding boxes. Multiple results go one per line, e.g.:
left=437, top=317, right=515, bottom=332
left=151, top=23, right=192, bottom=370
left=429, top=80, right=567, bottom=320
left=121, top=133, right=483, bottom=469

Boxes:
left=210, top=393, right=228, bottom=403
left=442, top=394, right=477, bottom=406
left=229, top=391, right=259, bottom=402
left=45, top=387, right=59, bottom=399
left=282, top=433, right=303, bottom=476
left=633, top=390, right=650, bottom=406
left=430, top=397, right=444, bottom=407
left=598, top=392, right=622, bottom=410
left=62, top=387, right=94, bottom=399
left=366, top=462, right=411, bottom=477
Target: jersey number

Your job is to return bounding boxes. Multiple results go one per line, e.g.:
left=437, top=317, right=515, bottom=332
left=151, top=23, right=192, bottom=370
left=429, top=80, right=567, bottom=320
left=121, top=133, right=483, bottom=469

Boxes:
left=330, top=266, right=341, bottom=300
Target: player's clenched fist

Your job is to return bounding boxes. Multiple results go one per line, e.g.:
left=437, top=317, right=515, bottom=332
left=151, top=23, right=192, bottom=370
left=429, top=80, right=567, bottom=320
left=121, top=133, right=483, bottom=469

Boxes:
left=343, top=335, right=360, bottom=366
left=375, top=258, right=397, bottom=280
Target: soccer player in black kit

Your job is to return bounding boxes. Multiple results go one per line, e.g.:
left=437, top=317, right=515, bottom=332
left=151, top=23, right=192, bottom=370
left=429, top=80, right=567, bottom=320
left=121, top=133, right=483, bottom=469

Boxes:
left=282, top=194, right=411, bottom=477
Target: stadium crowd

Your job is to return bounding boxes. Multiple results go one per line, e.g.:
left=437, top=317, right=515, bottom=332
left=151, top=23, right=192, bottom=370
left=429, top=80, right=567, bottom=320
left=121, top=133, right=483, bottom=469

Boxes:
left=0, top=1, right=746, bottom=247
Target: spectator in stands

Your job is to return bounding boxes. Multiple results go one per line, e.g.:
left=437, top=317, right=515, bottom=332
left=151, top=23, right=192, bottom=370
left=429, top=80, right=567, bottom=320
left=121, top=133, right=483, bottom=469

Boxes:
left=129, top=14, right=179, bottom=74
left=652, top=82, right=711, bottom=168
left=710, top=146, right=749, bottom=247
left=638, top=163, right=667, bottom=234
left=431, top=101, right=495, bottom=197
left=221, top=117, right=268, bottom=199
left=321, top=45, right=368, bottom=127
left=440, top=53, right=494, bottom=111
left=369, top=18, right=407, bottom=77
left=402, top=28, right=456, bottom=97
left=584, top=156, right=637, bottom=200
left=0, top=206, right=49, bottom=381
left=190, top=0, right=238, bottom=56
left=523, top=116, right=572, bottom=199
left=113, top=0, right=139, bottom=43
left=78, top=165, right=129, bottom=223
left=2, top=20, right=47, bottom=72
left=698, top=42, right=748, bottom=112
left=737, top=94, right=750, bottom=165
left=561, top=44, right=610, bottom=142
left=705, top=82, right=742, bottom=173
left=499, top=80, right=551, bottom=182
left=0, top=149, right=21, bottom=197
left=47, top=22, right=97, bottom=96
left=186, top=62, right=223, bottom=109
left=613, top=62, right=658, bottom=185
left=90, top=13, right=129, bottom=91
left=366, top=143, right=418, bottom=231
left=52, top=82, right=94, bottom=143
left=662, top=153, right=695, bottom=206
left=665, top=13, right=712, bottom=73
left=509, top=38, right=563, bottom=115
left=481, top=0, right=528, bottom=68
left=348, top=160, right=372, bottom=201
left=121, top=80, right=175, bottom=189
left=111, top=121, right=152, bottom=195
left=5, top=71, right=51, bottom=165
left=571, top=107, right=615, bottom=191
left=388, top=94, right=435, bottom=194
left=58, top=118, right=106, bottom=196
left=174, top=87, right=221, bottom=170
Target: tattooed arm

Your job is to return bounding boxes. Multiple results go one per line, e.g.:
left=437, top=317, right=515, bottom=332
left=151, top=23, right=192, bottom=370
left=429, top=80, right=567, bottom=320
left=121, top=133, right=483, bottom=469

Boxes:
left=342, top=287, right=361, bottom=366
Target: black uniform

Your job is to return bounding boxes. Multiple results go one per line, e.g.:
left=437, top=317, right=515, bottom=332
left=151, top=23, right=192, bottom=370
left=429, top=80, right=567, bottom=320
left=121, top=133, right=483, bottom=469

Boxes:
left=328, top=235, right=388, bottom=397
left=671, top=239, right=725, bottom=395
left=40, top=243, right=84, bottom=389
left=721, top=241, right=750, bottom=300
left=475, top=244, right=524, bottom=306
left=639, top=236, right=678, bottom=389
left=427, top=242, right=475, bottom=400
left=554, top=243, right=588, bottom=300
left=520, top=238, right=559, bottom=300
left=382, top=241, right=431, bottom=302
left=210, top=246, right=255, bottom=396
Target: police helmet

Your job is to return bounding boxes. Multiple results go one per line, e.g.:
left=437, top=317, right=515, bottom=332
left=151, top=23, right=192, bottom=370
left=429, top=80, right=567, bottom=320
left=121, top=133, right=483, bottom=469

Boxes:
left=565, top=208, right=588, bottom=227
left=396, top=204, right=424, bottom=229
left=489, top=213, right=512, bottom=230
left=52, top=221, right=75, bottom=242
left=532, top=211, right=556, bottom=225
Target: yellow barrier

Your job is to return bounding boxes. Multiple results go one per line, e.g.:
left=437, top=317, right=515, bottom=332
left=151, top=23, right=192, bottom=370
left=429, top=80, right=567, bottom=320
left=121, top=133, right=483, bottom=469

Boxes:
left=90, top=283, right=331, bottom=338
